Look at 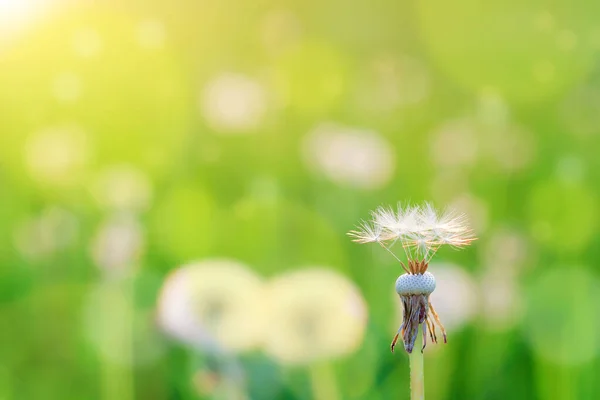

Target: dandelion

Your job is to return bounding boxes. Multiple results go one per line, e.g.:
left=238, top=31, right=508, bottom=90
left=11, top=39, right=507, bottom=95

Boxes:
left=157, top=259, right=266, bottom=353
left=263, top=268, right=368, bottom=400
left=348, top=202, right=475, bottom=399
left=263, top=268, right=367, bottom=365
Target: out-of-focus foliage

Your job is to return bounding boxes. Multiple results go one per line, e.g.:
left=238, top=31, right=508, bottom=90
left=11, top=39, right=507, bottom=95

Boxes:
left=1, top=1, right=600, bottom=399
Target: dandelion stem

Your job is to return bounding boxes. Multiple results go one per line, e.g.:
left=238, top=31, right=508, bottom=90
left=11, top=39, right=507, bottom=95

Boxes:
left=409, top=326, right=425, bottom=400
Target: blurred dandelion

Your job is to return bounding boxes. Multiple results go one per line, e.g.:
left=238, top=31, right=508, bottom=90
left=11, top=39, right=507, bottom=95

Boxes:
left=477, top=228, right=529, bottom=331
left=90, top=213, right=144, bottom=278
left=200, top=73, right=267, bottom=133
left=448, top=194, right=489, bottom=234
left=349, top=202, right=475, bottom=400
left=24, top=125, right=91, bottom=187
left=89, top=165, right=153, bottom=212
left=263, top=268, right=367, bottom=400
left=427, top=264, right=478, bottom=332
left=302, top=122, right=395, bottom=190
left=481, top=228, right=531, bottom=273
left=479, top=268, right=523, bottom=331
left=157, top=259, right=265, bottom=353
left=263, top=268, right=367, bottom=365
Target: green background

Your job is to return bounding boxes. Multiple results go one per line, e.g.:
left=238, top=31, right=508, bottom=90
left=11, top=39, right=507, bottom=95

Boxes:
left=1, top=1, right=600, bottom=399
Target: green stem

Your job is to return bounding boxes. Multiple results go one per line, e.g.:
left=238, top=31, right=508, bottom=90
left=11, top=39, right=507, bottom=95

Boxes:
left=310, top=362, right=340, bottom=400
left=100, top=280, right=135, bottom=400
left=409, top=327, right=424, bottom=400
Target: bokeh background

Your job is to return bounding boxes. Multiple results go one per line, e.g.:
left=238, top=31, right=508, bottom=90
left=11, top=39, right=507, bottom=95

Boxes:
left=1, top=1, right=600, bottom=399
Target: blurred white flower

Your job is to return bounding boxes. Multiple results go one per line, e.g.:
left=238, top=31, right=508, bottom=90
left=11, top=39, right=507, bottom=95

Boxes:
left=157, top=259, right=265, bottom=353
left=479, top=268, right=523, bottom=331
left=431, top=96, right=535, bottom=174
left=448, top=193, right=488, bottom=234
left=200, top=73, right=267, bottom=133
left=480, top=228, right=530, bottom=274
left=24, top=125, right=91, bottom=186
left=89, top=165, right=153, bottom=212
left=302, top=122, right=395, bottom=190
left=263, top=268, right=367, bottom=365
left=90, top=214, right=144, bottom=278
left=478, top=229, right=529, bottom=331
left=427, top=263, right=478, bottom=331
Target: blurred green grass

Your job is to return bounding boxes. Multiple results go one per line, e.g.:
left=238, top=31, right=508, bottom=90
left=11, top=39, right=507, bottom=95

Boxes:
left=1, top=1, right=600, bottom=399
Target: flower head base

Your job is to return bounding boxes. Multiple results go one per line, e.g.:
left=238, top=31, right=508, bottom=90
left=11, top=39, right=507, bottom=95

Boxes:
left=348, top=202, right=475, bottom=354
left=395, top=270, right=436, bottom=295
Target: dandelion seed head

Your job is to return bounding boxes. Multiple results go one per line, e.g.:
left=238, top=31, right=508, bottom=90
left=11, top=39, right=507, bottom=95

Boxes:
left=350, top=202, right=475, bottom=355
left=347, top=219, right=383, bottom=243
left=419, top=202, right=439, bottom=228
left=349, top=202, right=475, bottom=262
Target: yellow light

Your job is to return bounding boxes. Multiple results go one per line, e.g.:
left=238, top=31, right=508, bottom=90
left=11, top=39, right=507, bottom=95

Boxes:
left=0, top=0, right=51, bottom=34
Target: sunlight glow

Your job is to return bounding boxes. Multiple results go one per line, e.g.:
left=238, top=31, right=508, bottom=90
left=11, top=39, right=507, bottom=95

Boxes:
left=0, top=0, right=52, bottom=34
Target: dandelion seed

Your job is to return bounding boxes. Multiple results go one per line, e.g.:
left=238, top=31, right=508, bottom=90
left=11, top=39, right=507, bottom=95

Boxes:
left=347, top=219, right=383, bottom=244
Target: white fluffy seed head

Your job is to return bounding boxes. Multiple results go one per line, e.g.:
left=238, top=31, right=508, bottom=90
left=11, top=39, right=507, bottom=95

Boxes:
left=395, top=271, right=436, bottom=295
left=347, top=202, right=476, bottom=263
